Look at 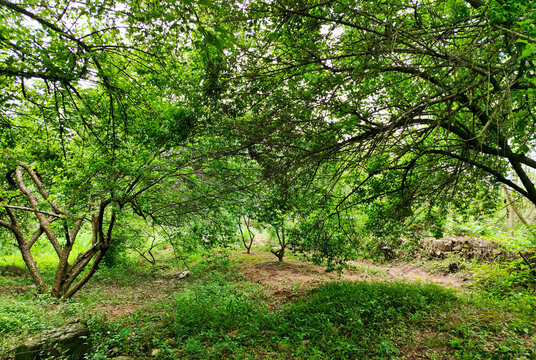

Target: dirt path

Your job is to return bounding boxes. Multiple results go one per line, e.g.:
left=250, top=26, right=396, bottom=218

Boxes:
left=85, top=251, right=471, bottom=319
left=250, top=228, right=472, bottom=290
left=237, top=252, right=470, bottom=303
left=347, top=260, right=471, bottom=289
left=85, top=269, right=188, bottom=320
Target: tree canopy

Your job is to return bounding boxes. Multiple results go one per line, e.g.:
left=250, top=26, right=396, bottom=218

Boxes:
left=1, top=0, right=535, bottom=298
left=223, top=0, right=536, bottom=211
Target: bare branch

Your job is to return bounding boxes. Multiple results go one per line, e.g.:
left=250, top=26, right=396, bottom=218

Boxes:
left=0, top=203, right=63, bottom=218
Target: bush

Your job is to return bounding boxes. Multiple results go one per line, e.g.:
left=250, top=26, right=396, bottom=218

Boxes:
left=472, top=259, right=536, bottom=296
left=101, top=240, right=129, bottom=268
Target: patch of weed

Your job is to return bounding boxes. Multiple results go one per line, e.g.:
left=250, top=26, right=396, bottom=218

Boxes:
left=0, top=294, right=89, bottom=357
left=169, top=273, right=456, bottom=359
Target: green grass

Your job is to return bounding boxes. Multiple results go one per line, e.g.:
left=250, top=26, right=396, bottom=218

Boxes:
left=1, top=247, right=535, bottom=360
left=162, top=265, right=535, bottom=359
left=166, top=272, right=456, bottom=359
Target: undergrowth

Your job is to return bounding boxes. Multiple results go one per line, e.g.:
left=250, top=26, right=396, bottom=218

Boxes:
left=1, top=248, right=536, bottom=359
left=164, top=269, right=535, bottom=359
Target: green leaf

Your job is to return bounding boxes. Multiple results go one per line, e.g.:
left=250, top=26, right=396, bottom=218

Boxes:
left=519, top=144, right=530, bottom=154
left=518, top=44, right=535, bottom=60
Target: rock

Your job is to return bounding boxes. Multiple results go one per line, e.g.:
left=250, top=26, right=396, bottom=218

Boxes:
left=177, top=270, right=191, bottom=279
left=448, top=262, right=459, bottom=273
left=14, top=320, right=90, bottom=360
left=0, top=265, right=27, bottom=277
left=381, top=246, right=394, bottom=260
left=423, top=236, right=498, bottom=260
left=432, top=239, right=454, bottom=252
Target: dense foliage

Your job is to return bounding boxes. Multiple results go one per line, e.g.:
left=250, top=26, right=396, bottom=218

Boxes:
left=1, top=0, right=535, bottom=297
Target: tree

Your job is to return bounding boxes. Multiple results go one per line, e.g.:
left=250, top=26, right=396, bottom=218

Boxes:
left=0, top=0, right=211, bottom=298
left=223, top=0, right=536, bottom=225
left=238, top=215, right=255, bottom=254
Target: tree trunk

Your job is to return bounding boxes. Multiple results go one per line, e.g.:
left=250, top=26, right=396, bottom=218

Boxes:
left=504, top=185, right=536, bottom=238
left=20, top=243, right=47, bottom=293
left=62, top=205, right=116, bottom=299
left=51, top=219, right=84, bottom=298
left=244, top=216, right=255, bottom=253
left=63, top=248, right=107, bottom=299
left=272, top=224, right=286, bottom=262
left=239, top=216, right=253, bottom=254
left=0, top=208, right=48, bottom=293
left=2, top=163, right=121, bottom=300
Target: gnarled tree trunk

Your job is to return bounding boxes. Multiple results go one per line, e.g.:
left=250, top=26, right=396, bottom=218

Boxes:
left=0, top=163, right=117, bottom=299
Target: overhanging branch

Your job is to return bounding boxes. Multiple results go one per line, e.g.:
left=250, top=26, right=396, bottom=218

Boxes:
left=0, top=204, right=63, bottom=218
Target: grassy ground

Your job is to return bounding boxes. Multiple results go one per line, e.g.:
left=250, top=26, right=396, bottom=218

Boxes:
left=0, top=247, right=535, bottom=359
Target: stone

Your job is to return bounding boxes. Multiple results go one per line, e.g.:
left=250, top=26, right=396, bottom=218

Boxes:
left=14, top=320, right=90, bottom=360
left=177, top=270, right=191, bottom=279
left=448, top=262, right=459, bottom=273
left=423, top=236, right=498, bottom=260
left=432, top=239, right=454, bottom=252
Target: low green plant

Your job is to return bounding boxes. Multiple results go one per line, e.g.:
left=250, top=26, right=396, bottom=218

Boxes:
left=472, top=260, right=535, bottom=296
left=86, top=318, right=141, bottom=359
left=275, top=281, right=454, bottom=358
left=169, top=271, right=456, bottom=359
left=0, top=297, right=54, bottom=336
left=172, top=271, right=265, bottom=336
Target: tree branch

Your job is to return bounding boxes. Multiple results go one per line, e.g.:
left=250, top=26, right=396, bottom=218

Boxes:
left=0, top=203, right=63, bottom=218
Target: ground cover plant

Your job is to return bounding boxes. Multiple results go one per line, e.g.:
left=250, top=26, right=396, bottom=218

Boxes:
left=1, top=246, right=535, bottom=359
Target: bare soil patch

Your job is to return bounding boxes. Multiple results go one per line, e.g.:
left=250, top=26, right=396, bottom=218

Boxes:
left=238, top=253, right=335, bottom=303
left=82, top=251, right=469, bottom=319
left=84, top=270, right=187, bottom=320
left=348, top=260, right=470, bottom=289
left=238, top=252, right=469, bottom=303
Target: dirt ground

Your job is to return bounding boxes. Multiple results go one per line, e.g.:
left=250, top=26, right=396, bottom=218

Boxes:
left=84, top=251, right=470, bottom=319
left=348, top=259, right=470, bottom=289
left=237, top=252, right=469, bottom=303
left=86, top=270, right=189, bottom=319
